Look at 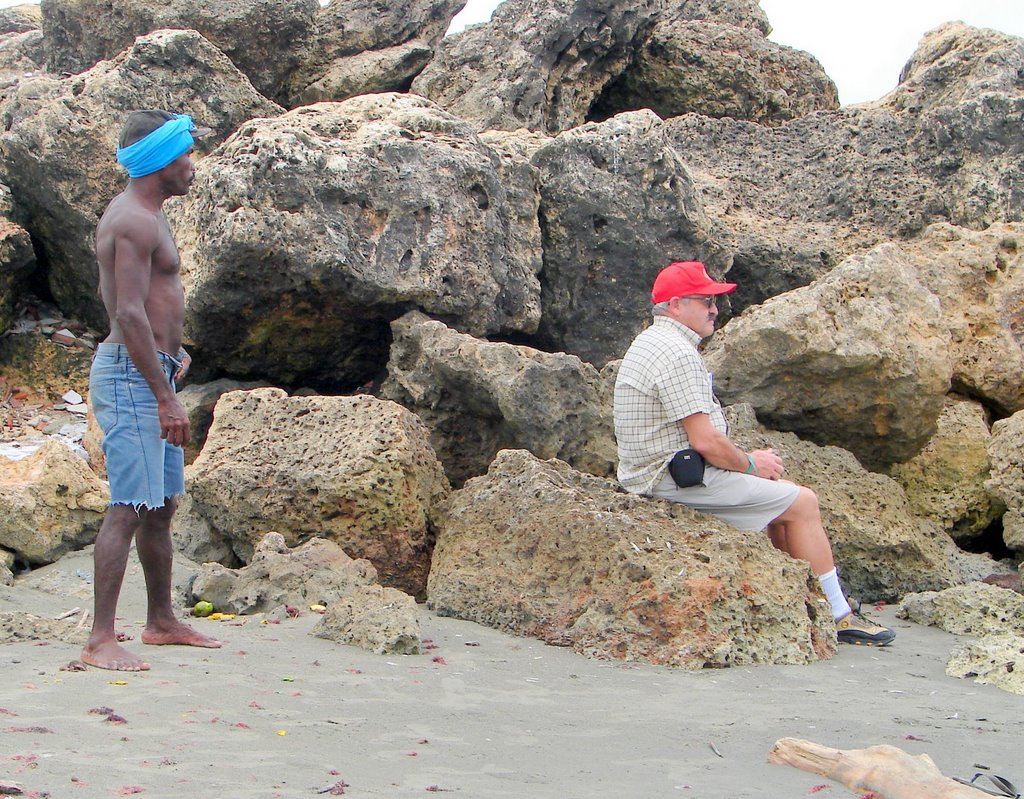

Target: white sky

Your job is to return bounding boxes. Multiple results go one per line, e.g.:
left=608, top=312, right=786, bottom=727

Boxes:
left=3, top=0, right=1019, bottom=105
left=448, top=0, right=1024, bottom=105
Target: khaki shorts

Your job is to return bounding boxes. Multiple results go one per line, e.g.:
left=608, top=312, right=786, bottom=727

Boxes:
left=650, top=466, right=800, bottom=532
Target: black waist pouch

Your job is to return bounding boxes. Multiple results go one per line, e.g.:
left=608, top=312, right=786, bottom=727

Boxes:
left=668, top=448, right=705, bottom=488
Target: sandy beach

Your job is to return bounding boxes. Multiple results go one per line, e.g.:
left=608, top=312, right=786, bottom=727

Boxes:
left=1, top=546, right=1022, bottom=799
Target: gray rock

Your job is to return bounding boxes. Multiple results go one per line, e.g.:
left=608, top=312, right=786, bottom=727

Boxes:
left=724, top=405, right=958, bottom=601
left=0, top=28, right=45, bottom=90
left=947, top=634, right=1024, bottom=696
left=589, top=20, right=837, bottom=126
left=40, top=0, right=318, bottom=102
left=889, top=397, right=1001, bottom=541
left=287, top=41, right=435, bottom=106
left=986, top=410, right=1024, bottom=552
left=0, top=4, right=42, bottom=35
left=896, top=582, right=1024, bottom=637
left=382, top=311, right=617, bottom=486
left=174, top=94, right=542, bottom=389
left=429, top=448, right=838, bottom=669
left=705, top=245, right=953, bottom=470
left=530, top=110, right=727, bottom=366
left=0, top=181, right=35, bottom=332
left=186, top=388, right=451, bottom=596
left=311, top=584, right=421, bottom=655
left=0, top=29, right=282, bottom=329
left=171, top=494, right=236, bottom=567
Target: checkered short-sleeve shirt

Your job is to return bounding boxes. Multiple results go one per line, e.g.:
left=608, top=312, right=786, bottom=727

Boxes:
left=613, top=315, right=728, bottom=494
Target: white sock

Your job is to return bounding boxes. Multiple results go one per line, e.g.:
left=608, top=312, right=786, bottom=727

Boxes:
left=818, top=568, right=852, bottom=621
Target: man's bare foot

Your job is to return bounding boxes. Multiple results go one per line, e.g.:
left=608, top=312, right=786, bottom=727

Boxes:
left=141, top=620, right=222, bottom=649
left=81, top=640, right=151, bottom=672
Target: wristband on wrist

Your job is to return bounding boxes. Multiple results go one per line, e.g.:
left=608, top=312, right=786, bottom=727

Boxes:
left=744, top=453, right=756, bottom=474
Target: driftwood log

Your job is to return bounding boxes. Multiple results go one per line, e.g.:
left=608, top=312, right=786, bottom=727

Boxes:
left=768, top=738, right=995, bottom=799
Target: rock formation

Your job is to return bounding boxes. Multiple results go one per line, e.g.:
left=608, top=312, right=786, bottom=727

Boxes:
left=896, top=582, right=1024, bottom=637
left=0, top=182, right=34, bottom=331
left=175, top=93, right=542, bottom=389
left=382, top=310, right=617, bottom=486
left=0, top=28, right=282, bottom=329
left=986, top=410, right=1024, bottom=553
left=185, top=388, right=450, bottom=595
left=946, top=634, right=1024, bottom=695
left=0, top=438, right=108, bottom=564
left=429, top=448, right=838, bottom=668
left=0, top=4, right=42, bottom=35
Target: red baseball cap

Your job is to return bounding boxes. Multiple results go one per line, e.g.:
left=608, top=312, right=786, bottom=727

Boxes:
left=651, top=261, right=736, bottom=303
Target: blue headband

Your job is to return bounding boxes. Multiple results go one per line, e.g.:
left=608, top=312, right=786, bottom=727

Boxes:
left=116, top=114, right=197, bottom=178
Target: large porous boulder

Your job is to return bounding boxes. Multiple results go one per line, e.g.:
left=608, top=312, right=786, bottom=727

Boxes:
left=186, top=388, right=451, bottom=596
left=530, top=110, right=727, bottom=366
left=382, top=311, right=617, bottom=486
left=725, top=405, right=958, bottom=601
left=190, top=531, right=383, bottom=610
left=986, top=410, right=1024, bottom=552
left=896, top=582, right=1024, bottom=637
left=0, top=182, right=35, bottom=331
left=40, top=0, right=318, bottom=103
left=947, top=634, right=1024, bottom=696
left=175, top=94, right=542, bottom=390
left=705, top=245, right=953, bottom=470
left=589, top=19, right=837, bottom=126
left=0, top=4, right=42, bottom=34
left=0, top=28, right=45, bottom=91
left=285, top=0, right=465, bottom=106
left=889, top=397, right=1001, bottom=542
left=899, top=223, right=1024, bottom=416
left=0, top=438, right=108, bottom=564
left=176, top=377, right=270, bottom=464
left=414, top=0, right=780, bottom=134
left=311, top=585, right=421, bottom=655
left=0, top=29, right=283, bottom=329
left=429, top=449, right=837, bottom=669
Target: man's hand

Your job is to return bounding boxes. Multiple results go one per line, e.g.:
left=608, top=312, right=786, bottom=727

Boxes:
left=174, top=348, right=191, bottom=383
left=750, top=448, right=784, bottom=480
left=158, top=397, right=190, bottom=447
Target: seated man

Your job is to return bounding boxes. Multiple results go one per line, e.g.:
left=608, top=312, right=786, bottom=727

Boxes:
left=613, top=261, right=894, bottom=646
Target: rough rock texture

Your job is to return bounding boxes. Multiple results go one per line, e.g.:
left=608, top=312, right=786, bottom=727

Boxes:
left=311, top=584, right=421, bottom=655
left=191, top=532, right=377, bottom=611
left=947, top=634, right=1024, bottom=696
left=889, top=397, right=1000, bottom=541
left=590, top=20, right=837, bottom=126
left=186, top=388, right=451, bottom=595
left=0, top=28, right=45, bottom=91
left=724, top=405, right=958, bottom=601
left=0, top=4, right=42, bottom=34
left=285, top=0, right=465, bottom=106
left=900, top=224, right=1024, bottom=416
left=382, top=311, right=617, bottom=486
left=429, top=449, right=838, bottom=669
left=413, top=0, right=785, bottom=134
left=177, top=377, right=269, bottom=465
left=986, top=410, right=1024, bottom=552
left=0, top=331, right=92, bottom=401
left=175, top=94, right=542, bottom=390
left=0, top=182, right=35, bottom=331
left=0, top=438, right=108, bottom=564
left=0, top=611, right=89, bottom=645
left=0, top=29, right=282, bottom=329
left=171, top=494, right=235, bottom=567
left=896, top=582, right=1024, bottom=637
left=40, top=0, right=318, bottom=103
left=531, top=110, right=727, bottom=366
left=663, top=24, right=1024, bottom=315
left=705, top=245, right=953, bottom=470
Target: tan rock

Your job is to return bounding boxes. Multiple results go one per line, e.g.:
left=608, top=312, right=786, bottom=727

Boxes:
left=946, top=634, right=1024, bottom=695
left=429, top=449, right=837, bottom=669
left=986, top=409, right=1024, bottom=551
left=311, top=585, right=421, bottom=655
left=0, top=438, right=108, bottom=564
left=889, top=397, right=1001, bottom=540
left=0, top=611, right=89, bottom=645
left=186, top=388, right=450, bottom=595
left=382, top=311, right=617, bottom=486
left=896, top=582, right=1024, bottom=637
left=0, top=330, right=92, bottom=402
left=0, top=4, right=42, bottom=34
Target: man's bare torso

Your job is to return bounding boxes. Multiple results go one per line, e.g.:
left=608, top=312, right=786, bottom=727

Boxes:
left=95, top=190, right=185, bottom=354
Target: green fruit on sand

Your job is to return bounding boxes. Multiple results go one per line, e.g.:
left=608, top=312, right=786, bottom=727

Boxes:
left=193, top=600, right=214, bottom=617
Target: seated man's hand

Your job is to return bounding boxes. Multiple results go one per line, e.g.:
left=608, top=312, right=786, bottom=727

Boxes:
left=751, top=449, right=784, bottom=480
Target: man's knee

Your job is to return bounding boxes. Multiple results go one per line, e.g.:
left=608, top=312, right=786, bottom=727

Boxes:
left=145, top=498, right=177, bottom=525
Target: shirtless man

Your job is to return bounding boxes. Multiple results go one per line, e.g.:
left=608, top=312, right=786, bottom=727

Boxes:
left=83, top=110, right=221, bottom=670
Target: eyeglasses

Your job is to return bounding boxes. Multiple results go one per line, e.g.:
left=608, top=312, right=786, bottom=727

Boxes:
left=678, top=296, right=717, bottom=308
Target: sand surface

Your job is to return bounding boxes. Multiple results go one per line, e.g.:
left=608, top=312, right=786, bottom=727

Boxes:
left=1, top=547, right=1022, bottom=799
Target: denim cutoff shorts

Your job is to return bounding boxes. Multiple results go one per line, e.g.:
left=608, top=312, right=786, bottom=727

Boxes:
left=89, top=342, right=185, bottom=511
